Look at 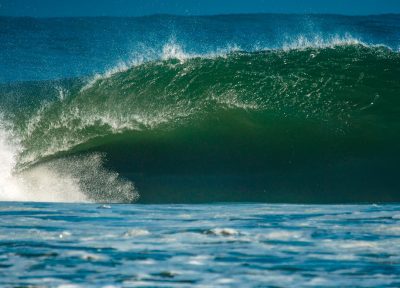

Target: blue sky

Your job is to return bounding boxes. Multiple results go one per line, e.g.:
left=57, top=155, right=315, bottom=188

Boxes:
left=0, top=0, right=399, bottom=17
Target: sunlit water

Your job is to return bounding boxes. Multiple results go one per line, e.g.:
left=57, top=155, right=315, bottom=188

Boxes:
left=1, top=202, right=399, bottom=287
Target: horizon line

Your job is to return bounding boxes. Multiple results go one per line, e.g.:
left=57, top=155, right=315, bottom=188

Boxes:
left=1, top=12, right=400, bottom=19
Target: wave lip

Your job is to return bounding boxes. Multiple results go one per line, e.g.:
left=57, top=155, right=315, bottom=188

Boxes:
left=81, top=35, right=375, bottom=91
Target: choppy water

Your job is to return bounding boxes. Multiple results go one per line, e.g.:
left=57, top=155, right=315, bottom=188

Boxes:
left=1, top=202, right=400, bottom=287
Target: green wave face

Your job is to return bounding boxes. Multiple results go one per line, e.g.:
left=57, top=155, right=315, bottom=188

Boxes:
left=10, top=45, right=400, bottom=203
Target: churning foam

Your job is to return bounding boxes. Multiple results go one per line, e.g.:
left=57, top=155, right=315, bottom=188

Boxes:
left=0, top=118, right=137, bottom=203
left=0, top=121, right=87, bottom=202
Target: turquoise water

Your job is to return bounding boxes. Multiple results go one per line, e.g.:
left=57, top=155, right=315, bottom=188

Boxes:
left=1, top=202, right=399, bottom=287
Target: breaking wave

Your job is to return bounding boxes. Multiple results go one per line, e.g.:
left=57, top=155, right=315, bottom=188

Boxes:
left=1, top=39, right=400, bottom=203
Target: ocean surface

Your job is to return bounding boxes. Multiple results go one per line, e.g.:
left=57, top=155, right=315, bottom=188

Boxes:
left=1, top=14, right=400, bottom=287
left=1, top=202, right=400, bottom=287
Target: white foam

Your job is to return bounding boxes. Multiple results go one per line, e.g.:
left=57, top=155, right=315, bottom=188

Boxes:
left=282, top=33, right=364, bottom=51
left=162, top=42, right=190, bottom=61
left=262, top=230, right=304, bottom=241
left=0, top=118, right=137, bottom=203
left=0, top=120, right=23, bottom=201
left=187, top=255, right=212, bottom=265
left=123, top=229, right=150, bottom=237
left=161, top=40, right=242, bottom=62
left=339, top=241, right=378, bottom=249
left=57, top=285, right=83, bottom=288
left=0, top=122, right=86, bottom=202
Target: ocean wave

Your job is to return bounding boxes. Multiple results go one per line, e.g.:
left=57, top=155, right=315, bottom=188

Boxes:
left=14, top=43, right=398, bottom=165
left=1, top=42, right=399, bottom=203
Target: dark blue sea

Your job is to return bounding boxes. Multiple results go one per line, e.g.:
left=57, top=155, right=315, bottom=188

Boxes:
left=1, top=14, right=400, bottom=287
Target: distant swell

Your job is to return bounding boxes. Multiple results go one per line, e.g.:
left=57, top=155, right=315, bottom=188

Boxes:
left=1, top=42, right=400, bottom=203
